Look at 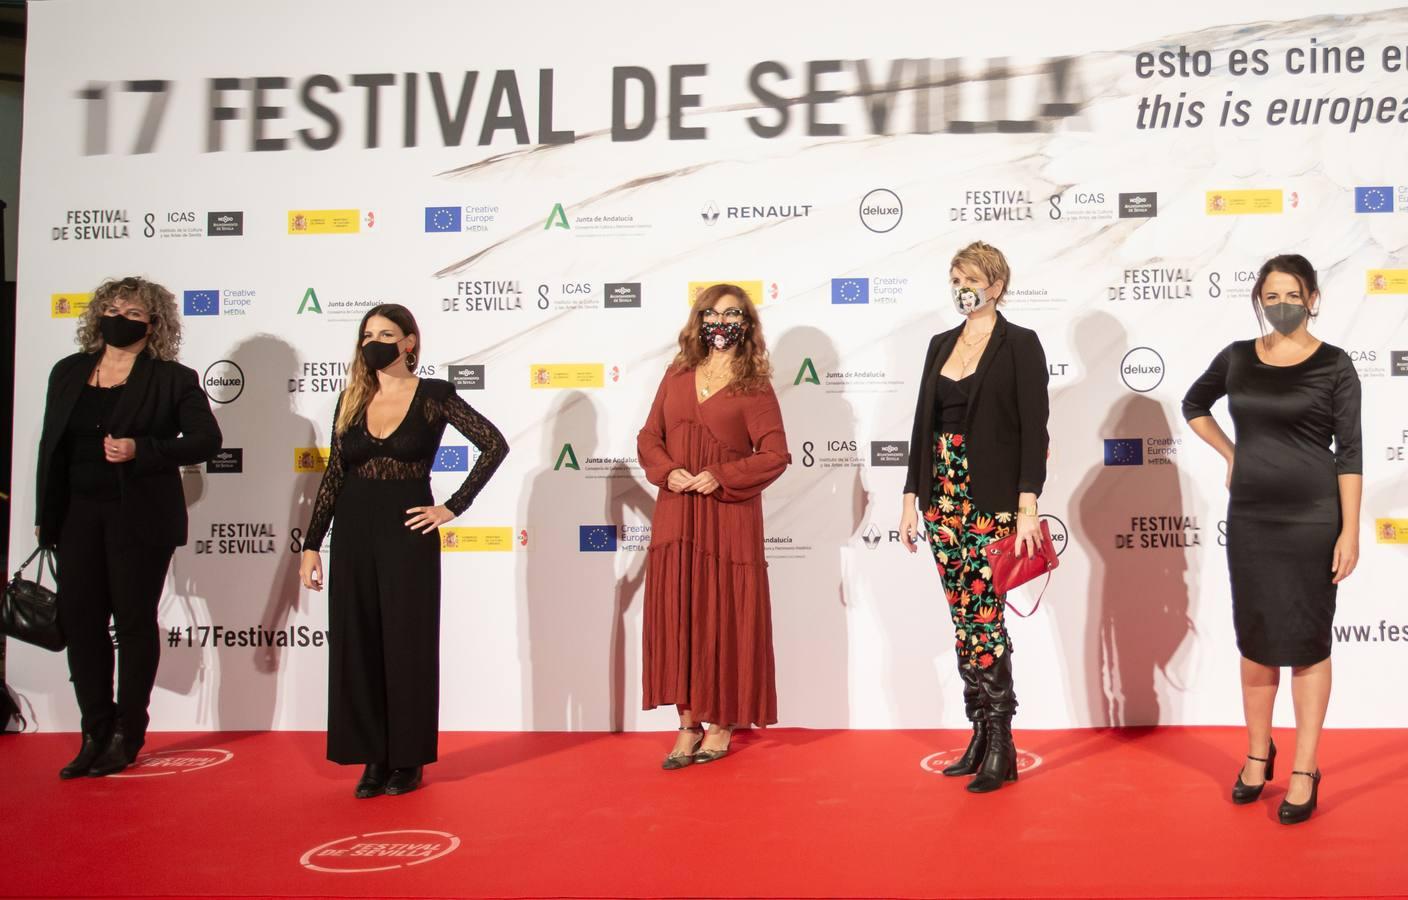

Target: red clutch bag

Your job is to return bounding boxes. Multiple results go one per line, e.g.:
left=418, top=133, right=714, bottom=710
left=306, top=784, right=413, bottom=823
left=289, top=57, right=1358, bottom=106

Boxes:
left=980, top=519, right=1059, bottom=618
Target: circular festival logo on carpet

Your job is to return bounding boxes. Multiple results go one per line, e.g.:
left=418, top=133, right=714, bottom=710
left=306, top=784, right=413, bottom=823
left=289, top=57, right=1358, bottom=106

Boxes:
left=109, top=748, right=234, bottom=778
left=300, top=830, right=461, bottom=874
left=920, top=748, right=1043, bottom=775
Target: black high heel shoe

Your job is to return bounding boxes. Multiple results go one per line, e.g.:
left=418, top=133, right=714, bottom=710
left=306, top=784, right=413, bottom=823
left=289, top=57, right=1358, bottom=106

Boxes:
left=1231, top=739, right=1276, bottom=804
left=1278, top=770, right=1321, bottom=825
left=662, top=725, right=704, bottom=770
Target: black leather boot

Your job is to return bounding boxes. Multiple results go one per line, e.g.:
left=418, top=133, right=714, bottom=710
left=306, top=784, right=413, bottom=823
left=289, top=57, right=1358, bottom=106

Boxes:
left=385, top=765, right=423, bottom=796
left=967, top=653, right=1018, bottom=794
left=943, top=662, right=987, bottom=776
left=60, top=732, right=107, bottom=780
left=87, top=727, right=140, bottom=777
left=355, top=763, right=390, bottom=799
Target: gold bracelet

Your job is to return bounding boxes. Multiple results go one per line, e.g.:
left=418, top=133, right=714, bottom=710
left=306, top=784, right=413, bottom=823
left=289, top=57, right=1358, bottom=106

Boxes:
left=1016, top=505, right=1038, bottom=517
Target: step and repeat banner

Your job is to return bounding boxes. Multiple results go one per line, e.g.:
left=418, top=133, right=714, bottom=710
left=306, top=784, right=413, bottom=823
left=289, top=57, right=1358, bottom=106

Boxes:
left=9, top=0, right=1408, bottom=731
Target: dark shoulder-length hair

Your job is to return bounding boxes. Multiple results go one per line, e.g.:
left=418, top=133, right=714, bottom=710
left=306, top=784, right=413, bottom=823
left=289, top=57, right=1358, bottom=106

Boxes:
left=670, top=283, right=773, bottom=393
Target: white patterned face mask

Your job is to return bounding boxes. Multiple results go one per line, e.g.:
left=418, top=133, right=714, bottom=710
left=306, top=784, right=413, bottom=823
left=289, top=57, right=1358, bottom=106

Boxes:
left=952, top=284, right=992, bottom=316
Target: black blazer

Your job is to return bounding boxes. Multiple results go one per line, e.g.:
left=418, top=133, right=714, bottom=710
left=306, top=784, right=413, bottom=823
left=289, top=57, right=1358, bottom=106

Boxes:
left=36, top=351, right=222, bottom=548
left=904, top=312, right=1050, bottom=513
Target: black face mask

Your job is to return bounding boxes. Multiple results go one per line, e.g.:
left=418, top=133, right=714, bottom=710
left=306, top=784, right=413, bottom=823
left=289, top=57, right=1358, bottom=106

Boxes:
left=1263, top=303, right=1308, bottom=336
left=99, top=314, right=151, bottom=348
left=360, top=339, right=403, bottom=372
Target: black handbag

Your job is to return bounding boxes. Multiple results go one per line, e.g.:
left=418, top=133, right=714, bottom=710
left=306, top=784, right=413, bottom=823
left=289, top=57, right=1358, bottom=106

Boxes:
left=1, top=547, right=65, bottom=652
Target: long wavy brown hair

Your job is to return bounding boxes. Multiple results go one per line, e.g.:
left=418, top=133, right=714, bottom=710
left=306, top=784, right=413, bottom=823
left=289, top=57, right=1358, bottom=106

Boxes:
left=671, top=283, right=772, bottom=393
left=77, top=276, right=183, bottom=360
left=335, top=304, right=421, bottom=434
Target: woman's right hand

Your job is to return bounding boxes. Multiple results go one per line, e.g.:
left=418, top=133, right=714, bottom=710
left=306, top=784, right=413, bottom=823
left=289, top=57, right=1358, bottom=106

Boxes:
left=666, top=468, right=695, bottom=493
left=899, top=502, right=919, bottom=554
left=300, top=549, right=324, bottom=592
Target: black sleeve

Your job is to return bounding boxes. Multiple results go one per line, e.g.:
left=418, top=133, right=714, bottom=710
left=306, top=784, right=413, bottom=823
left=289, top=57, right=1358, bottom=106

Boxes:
left=903, top=337, right=941, bottom=495
left=132, top=366, right=223, bottom=474
left=1332, top=352, right=1363, bottom=476
left=1182, top=344, right=1233, bottom=421
left=35, top=358, right=69, bottom=528
left=1014, top=330, right=1050, bottom=497
left=433, top=383, right=509, bottom=516
left=302, top=394, right=346, bottom=553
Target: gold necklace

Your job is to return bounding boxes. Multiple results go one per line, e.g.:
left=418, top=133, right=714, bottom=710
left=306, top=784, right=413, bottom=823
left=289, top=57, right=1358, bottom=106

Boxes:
left=954, top=328, right=992, bottom=375
left=698, top=360, right=732, bottom=398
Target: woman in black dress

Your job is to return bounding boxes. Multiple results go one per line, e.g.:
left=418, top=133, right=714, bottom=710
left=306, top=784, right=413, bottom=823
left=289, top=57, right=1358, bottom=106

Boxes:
left=36, top=276, right=221, bottom=778
left=1183, top=254, right=1362, bottom=825
left=898, top=241, right=1050, bottom=793
left=299, top=304, right=508, bottom=798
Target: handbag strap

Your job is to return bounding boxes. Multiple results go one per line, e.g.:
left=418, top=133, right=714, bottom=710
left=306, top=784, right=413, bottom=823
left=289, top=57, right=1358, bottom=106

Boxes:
left=12, top=547, right=55, bottom=585
left=1003, top=571, right=1051, bottom=618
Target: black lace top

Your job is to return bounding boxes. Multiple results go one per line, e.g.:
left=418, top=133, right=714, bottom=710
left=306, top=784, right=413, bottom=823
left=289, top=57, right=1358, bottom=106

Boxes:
left=303, top=378, right=508, bottom=552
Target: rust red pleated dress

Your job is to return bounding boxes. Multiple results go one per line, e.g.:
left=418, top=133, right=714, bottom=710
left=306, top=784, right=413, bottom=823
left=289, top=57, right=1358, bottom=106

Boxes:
left=637, top=366, right=791, bottom=727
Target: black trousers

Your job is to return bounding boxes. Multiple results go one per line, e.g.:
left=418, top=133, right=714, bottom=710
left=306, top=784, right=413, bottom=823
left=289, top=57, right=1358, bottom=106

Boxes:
left=327, top=477, right=442, bottom=769
left=56, top=495, right=175, bottom=746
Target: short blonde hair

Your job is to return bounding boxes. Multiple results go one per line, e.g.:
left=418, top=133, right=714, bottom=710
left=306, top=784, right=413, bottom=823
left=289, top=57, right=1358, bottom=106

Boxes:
left=950, top=241, right=1011, bottom=306
left=78, top=276, right=183, bottom=361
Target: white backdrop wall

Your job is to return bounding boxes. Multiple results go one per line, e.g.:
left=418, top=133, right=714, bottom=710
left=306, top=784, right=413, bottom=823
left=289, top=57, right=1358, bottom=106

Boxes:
left=9, top=0, right=1408, bottom=732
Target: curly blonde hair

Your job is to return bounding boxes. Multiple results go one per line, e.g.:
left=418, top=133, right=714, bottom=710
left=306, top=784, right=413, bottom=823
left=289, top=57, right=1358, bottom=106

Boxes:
left=671, top=283, right=773, bottom=393
left=77, top=276, right=183, bottom=361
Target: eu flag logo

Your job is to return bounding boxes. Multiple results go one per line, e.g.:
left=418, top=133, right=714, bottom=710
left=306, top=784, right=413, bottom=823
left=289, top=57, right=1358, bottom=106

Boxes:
left=424, top=206, right=462, bottom=232
left=1103, top=438, right=1143, bottom=466
left=579, top=525, right=618, bottom=552
left=432, top=445, right=469, bottom=472
left=1355, top=187, right=1394, bottom=213
left=831, top=278, right=870, bottom=304
left=183, top=290, right=219, bottom=316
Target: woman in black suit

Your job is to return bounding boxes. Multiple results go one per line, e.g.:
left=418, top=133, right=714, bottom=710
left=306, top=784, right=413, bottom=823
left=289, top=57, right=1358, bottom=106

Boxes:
left=898, top=241, right=1050, bottom=793
left=36, top=276, right=221, bottom=778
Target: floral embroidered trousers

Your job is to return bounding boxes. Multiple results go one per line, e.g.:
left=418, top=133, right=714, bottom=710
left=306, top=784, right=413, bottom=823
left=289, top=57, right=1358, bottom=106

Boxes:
left=922, top=432, right=1014, bottom=670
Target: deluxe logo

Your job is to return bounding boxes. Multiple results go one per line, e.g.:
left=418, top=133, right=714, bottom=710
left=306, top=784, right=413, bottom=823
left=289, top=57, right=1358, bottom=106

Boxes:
left=184, top=290, right=220, bottom=316
left=441, top=527, right=514, bottom=552
left=831, top=278, right=870, bottom=305
left=448, top=364, right=485, bottom=390
left=50, top=208, right=130, bottom=241
left=579, top=525, right=618, bottom=552
left=109, top=748, right=234, bottom=778
left=859, top=189, right=903, bottom=233
left=870, top=441, right=909, bottom=466
left=288, top=209, right=361, bottom=235
left=1119, top=347, right=1165, bottom=392
left=1040, top=514, right=1070, bottom=557
left=432, top=445, right=471, bottom=472
left=922, top=748, right=1042, bottom=775
left=207, top=448, right=243, bottom=474
left=1376, top=519, right=1408, bottom=544
left=1206, top=190, right=1283, bottom=215
left=1367, top=270, right=1408, bottom=295
left=202, top=360, right=245, bottom=404
left=951, top=189, right=1032, bottom=223
left=443, top=280, right=523, bottom=313
left=207, top=211, right=244, bottom=236
left=293, top=447, right=331, bottom=473
left=300, top=830, right=460, bottom=874
left=1354, top=186, right=1395, bottom=214
left=1118, top=192, right=1158, bottom=218
left=1103, top=438, right=1143, bottom=466
left=50, top=293, right=93, bottom=318
left=554, top=443, right=580, bottom=471
left=530, top=363, right=605, bottom=389
left=687, top=280, right=767, bottom=306
left=604, top=282, right=642, bottom=309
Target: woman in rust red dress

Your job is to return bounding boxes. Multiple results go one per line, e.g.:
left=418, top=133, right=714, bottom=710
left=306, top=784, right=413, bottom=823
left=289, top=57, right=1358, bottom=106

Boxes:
left=637, top=283, right=791, bottom=769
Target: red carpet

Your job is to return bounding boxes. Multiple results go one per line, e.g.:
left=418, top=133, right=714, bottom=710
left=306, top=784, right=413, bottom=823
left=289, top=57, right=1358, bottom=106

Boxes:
left=1, top=727, right=1405, bottom=899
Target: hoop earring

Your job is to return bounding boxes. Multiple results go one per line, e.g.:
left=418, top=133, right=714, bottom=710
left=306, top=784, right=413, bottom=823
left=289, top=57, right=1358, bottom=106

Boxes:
left=405, top=352, right=417, bottom=371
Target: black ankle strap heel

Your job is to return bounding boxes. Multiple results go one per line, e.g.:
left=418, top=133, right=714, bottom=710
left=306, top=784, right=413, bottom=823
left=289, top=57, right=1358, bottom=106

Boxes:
left=1278, top=769, right=1321, bottom=825
left=1231, top=738, right=1276, bottom=804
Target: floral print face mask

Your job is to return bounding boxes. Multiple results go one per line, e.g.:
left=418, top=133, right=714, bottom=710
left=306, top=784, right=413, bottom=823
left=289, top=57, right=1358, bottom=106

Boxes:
left=701, top=321, right=745, bottom=351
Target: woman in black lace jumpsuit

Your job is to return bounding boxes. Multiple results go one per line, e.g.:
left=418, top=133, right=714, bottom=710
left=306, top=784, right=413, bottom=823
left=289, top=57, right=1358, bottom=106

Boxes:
left=299, top=304, right=507, bottom=798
